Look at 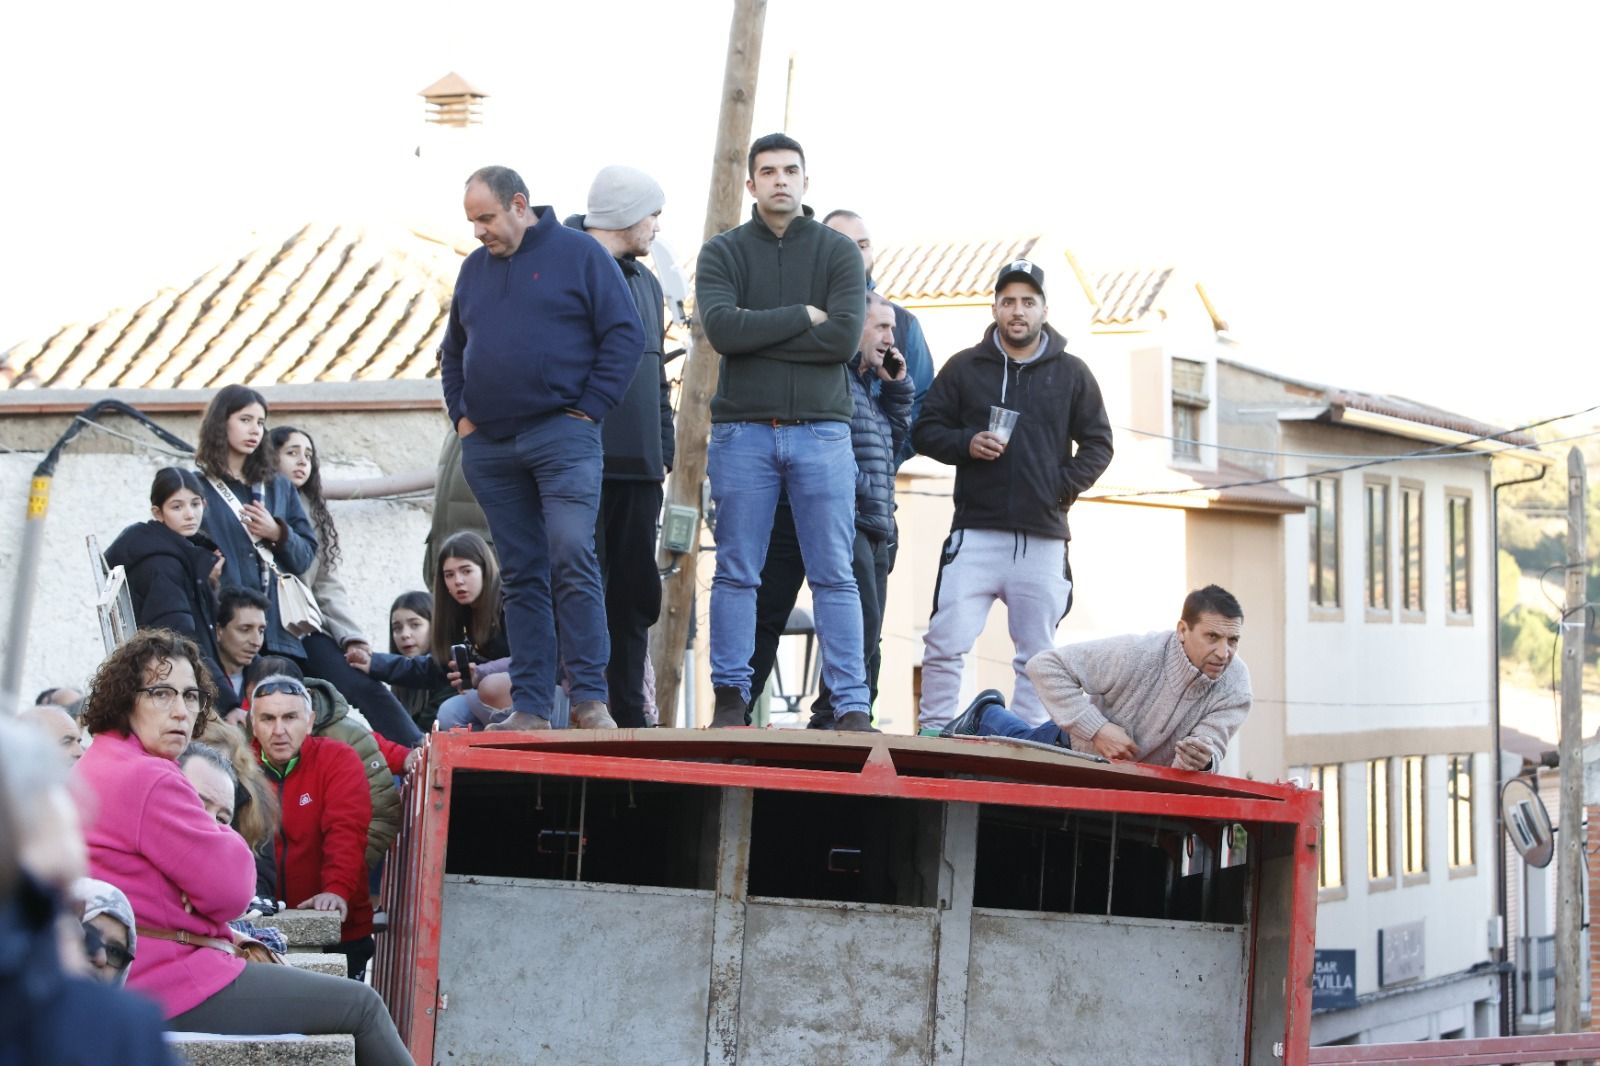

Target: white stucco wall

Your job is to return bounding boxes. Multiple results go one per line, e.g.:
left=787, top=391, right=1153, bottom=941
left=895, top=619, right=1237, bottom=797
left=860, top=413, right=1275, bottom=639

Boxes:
left=1280, top=442, right=1496, bottom=740
left=1311, top=753, right=1498, bottom=1000
left=0, top=419, right=434, bottom=706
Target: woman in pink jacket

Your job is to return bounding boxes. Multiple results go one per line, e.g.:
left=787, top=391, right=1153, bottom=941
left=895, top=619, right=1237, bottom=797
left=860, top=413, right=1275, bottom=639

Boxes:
left=74, top=629, right=412, bottom=1066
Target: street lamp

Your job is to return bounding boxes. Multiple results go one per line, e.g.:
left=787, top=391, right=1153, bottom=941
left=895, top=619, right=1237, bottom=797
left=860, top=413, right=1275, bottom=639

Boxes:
left=771, top=606, right=820, bottom=716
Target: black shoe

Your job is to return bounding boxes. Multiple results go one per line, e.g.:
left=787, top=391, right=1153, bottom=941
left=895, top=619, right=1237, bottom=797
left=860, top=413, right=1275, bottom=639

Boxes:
left=941, top=689, right=1006, bottom=738
left=832, top=711, right=880, bottom=733
left=710, top=686, right=749, bottom=728
left=805, top=710, right=834, bottom=730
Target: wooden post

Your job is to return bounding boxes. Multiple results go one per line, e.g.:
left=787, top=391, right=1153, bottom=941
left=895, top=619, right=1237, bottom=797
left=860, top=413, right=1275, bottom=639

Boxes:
left=1556, top=446, right=1588, bottom=1043
left=650, top=0, right=768, bottom=726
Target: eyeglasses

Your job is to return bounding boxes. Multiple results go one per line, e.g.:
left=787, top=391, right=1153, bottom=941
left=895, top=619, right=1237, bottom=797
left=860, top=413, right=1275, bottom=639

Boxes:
left=251, top=680, right=309, bottom=701
left=137, top=685, right=205, bottom=710
left=83, top=922, right=135, bottom=972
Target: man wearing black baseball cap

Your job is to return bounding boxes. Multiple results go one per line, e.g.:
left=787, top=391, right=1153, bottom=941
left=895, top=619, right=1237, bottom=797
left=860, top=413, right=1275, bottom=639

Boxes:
left=909, top=258, right=1114, bottom=733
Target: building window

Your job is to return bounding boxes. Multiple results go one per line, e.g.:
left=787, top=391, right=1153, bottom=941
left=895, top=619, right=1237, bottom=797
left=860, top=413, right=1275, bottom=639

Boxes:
left=1401, top=756, right=1426, bottom=877
left=1365, top=482, right=1390, bottom=611
left=1309, top=476, right=1340, bottom=609
left=1447, top=494, right=1472, bottom=615
left=1312, top=764, right=1343, bottom=890
left=1171, top=358, right=1208, bottom=462
left=1368, top=758, right=1392, bottom=881
left=1400, top=485, right=1424, bottom=614
left=1448, top=755, right=1474, bottom=869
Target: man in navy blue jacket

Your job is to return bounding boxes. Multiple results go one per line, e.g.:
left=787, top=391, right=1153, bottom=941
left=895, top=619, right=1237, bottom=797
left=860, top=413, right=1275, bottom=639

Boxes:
left=440, top=165, right=645, bottom=731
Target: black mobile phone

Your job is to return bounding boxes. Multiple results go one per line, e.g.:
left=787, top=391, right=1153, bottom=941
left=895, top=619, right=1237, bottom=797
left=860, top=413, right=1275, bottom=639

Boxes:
left=883, top=350, right=904, bottom=376
left=451, top=644, right=474, bottom=689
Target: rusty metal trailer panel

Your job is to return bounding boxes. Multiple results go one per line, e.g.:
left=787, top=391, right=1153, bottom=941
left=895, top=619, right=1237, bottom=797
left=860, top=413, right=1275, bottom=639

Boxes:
left=375, top=729, right=1321, bottom=1065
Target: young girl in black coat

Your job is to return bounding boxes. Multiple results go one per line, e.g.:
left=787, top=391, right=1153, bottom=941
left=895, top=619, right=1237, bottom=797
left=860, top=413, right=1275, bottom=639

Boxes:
left=103, top=467, right=232, bottom=702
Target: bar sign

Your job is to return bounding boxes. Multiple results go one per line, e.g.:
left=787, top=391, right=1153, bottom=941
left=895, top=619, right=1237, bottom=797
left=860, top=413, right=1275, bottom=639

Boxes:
left=1313, top=949, right=1356, bottom=1009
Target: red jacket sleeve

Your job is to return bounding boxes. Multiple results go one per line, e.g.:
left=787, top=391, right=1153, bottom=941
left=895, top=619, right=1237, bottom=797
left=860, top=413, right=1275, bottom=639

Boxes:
left=317, top=742, right=373, bottom=903
left=374, top=733, right=409, bottom=775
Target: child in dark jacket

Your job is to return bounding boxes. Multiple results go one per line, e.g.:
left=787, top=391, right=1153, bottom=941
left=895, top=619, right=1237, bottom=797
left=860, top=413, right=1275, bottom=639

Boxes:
left=103, top=468, right=232, bottom=704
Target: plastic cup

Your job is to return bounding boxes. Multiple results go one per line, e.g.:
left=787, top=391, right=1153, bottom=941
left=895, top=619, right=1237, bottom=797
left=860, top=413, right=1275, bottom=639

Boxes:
left=989, top=406, right=1020, bottom=444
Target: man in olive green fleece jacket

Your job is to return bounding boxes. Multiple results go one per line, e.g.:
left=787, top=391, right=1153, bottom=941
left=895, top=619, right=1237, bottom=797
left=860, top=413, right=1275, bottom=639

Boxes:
left=695, top=132, right=873, bottom=730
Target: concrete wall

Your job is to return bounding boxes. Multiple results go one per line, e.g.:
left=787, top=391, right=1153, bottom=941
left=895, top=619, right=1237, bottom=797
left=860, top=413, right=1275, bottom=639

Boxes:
left=0, top=386, right=443, bottom=704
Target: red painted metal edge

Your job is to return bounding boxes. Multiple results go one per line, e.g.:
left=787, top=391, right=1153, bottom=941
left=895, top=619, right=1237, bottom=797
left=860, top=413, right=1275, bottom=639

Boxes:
left=1308, top=1031, right=1600, bottom=1063
left=441, top=744, right=1309, bottom=825
left=443, top=728, right=1305, bottom=802
left=1283, top=791, right=1325, bottom=1066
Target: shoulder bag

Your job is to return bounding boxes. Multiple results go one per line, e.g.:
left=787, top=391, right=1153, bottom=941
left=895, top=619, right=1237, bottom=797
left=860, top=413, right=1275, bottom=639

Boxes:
left=207, top=476, right=325, bottom=638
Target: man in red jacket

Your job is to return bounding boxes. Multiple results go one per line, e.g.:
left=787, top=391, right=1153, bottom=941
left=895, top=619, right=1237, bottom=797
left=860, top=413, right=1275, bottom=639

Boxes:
left=249, top=676, right=374, bottom=979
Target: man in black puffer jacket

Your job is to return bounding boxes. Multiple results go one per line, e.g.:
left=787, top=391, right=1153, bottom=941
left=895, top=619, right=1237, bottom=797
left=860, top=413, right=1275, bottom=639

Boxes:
left=747, top=295, right=911, bottom=725
left=824, top=294, right=911, bottom=718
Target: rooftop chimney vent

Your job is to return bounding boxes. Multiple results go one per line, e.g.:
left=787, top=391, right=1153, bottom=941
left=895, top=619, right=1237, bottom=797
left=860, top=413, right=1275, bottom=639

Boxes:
left=419, top=72, right=487, bottom=128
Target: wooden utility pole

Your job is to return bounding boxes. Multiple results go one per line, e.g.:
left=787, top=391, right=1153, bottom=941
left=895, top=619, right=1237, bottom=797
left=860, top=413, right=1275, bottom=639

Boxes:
left=1556, top=446, right=1589, bottom=1040
left=650, top=0, right=768, bottom=726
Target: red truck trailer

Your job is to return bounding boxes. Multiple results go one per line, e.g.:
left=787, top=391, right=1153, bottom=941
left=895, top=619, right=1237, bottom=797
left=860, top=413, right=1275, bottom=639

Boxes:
left=376, top=729, right=1321, bottom=1064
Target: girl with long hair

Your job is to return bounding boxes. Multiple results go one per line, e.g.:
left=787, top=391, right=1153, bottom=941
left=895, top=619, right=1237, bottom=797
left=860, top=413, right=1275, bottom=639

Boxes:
left=351, top=532, right=515, bottom=731
left=103, top=467, right=232, bottom=705
left=386, top=591, right=454, bottom=733
left=270, top=424, right=423, bottom=747
left=192, top=386, right=319, bottom=666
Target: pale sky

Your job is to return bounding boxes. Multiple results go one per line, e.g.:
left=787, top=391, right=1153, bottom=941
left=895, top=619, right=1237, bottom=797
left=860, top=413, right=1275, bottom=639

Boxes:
left=2, top=0, right=1595, bottom=425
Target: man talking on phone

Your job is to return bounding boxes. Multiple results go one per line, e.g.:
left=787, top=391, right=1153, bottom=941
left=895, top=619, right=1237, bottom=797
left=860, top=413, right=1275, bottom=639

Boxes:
left=746, top=293, right=912, bottom=727
left=910, top=259, right=1113, bottom=732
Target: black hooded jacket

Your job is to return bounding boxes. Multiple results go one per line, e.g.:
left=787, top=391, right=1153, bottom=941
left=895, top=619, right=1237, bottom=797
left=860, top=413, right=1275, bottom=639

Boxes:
left=104, top=520, right=231, bottom=702
left=564, top=214, right=676, bottom=481
left=911, top=323, right=1114, bottom=541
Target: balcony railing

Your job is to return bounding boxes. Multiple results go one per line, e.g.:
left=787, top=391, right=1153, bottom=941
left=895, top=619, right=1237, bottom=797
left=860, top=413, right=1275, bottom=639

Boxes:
left=1519, top=933, right=1557, bottom=1017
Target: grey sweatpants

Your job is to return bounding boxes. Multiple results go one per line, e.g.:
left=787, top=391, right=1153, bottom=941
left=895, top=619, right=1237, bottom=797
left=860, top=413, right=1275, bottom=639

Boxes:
left=168, top=961, right=414, bottom=1066
left=918, top=528, right=1073, bottom=729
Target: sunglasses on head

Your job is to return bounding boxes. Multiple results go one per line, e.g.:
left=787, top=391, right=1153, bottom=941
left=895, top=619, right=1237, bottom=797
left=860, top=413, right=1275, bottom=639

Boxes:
left=83, top=922, right=134, bottom=972
left=252, top=680, right=308, bottom=700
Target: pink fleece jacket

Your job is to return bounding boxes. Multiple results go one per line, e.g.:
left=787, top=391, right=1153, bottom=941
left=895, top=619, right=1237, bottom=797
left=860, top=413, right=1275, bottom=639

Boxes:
left=75, top=730, right=256, bottom=1018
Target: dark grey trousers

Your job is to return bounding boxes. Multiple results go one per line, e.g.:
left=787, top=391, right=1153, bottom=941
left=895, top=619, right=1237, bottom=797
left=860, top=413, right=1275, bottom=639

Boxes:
left=168, top=961, right=413, bottom=1066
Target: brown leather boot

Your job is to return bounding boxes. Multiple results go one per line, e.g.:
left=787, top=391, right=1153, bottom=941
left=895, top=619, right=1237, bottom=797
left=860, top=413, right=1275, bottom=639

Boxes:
left=571, top=700, right=618, bottom=729
left=485, top=711, right=553, bottom=731
left=709, top=686, right=748, bottom=728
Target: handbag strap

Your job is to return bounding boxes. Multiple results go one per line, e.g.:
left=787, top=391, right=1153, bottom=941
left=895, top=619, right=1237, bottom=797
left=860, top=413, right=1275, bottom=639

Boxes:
left=138, top=924, right=241, bottom=957
left=206, top=475, right=281, bottom=584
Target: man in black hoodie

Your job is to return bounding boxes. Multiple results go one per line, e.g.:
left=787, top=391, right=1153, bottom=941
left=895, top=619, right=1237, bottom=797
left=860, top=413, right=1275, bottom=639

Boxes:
left=910, top=260, right=1114, bottom=732
left=566, top=166, right=676, bottom=729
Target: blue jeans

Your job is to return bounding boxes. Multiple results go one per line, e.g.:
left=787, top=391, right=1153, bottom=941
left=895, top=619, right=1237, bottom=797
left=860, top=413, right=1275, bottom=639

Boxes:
left=437, top=684, right=572, bottom=730
left=459, top=413, right=608, bottom=718
left=707, top=421, right=869, bottom=715
left=979, top=703, right=1067, bottom=746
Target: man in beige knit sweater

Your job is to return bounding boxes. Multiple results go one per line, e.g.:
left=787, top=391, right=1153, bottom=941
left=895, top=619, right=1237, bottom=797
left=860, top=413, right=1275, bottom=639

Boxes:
left=940, top=585, right=1250, bottom=772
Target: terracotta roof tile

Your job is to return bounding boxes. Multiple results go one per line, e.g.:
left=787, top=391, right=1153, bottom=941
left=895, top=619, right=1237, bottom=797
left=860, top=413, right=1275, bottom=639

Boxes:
left=0, top=226, right=460, bottom=392
left=872, top=237, right=1182, bottom=330
left=1090, top=266, right=1175, bottom=326
left=872, top=237, right=1040, bottom=303
left=1220, top=359, right=1538, bottom=449
left=1326, top=387, right=1538, bottom=448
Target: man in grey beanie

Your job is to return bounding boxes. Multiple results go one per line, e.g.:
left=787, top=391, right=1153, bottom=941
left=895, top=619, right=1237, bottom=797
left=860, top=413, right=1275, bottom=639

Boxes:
left=564, top=165, right=676, bottom=728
